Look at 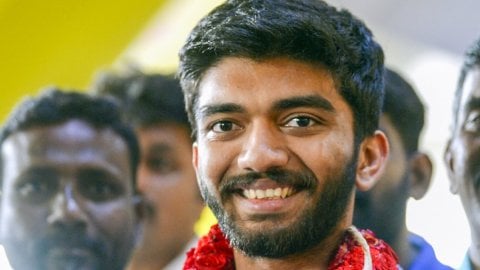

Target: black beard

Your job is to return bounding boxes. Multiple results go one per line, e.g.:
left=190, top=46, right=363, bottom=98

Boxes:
left=198, top=158, right=357, bottom=258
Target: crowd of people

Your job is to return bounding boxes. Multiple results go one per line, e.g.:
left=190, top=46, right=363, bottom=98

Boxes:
left=0, top=0, right=477, bottom=269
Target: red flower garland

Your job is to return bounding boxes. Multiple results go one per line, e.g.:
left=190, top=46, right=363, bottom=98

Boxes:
left=184, top=224, right=234, bottom=270
left=184, top=224, right=398, bottom=270
left=328, top=228, right=399, bottom=270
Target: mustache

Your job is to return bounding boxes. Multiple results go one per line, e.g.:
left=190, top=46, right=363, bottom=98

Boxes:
left=35, top=230, right=108, bottom=260
left=219, top=168, right=318, bottom=198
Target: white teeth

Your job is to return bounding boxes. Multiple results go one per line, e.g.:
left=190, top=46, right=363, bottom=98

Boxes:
left=243, top=187, right=293, bottom=199
left=256, top=190, right=265, bottom=199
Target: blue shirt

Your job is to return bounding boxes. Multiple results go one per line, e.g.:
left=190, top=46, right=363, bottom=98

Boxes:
left=408, top=234, right=453, bottom=270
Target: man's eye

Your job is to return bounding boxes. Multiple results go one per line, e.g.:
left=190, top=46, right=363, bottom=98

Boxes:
left=465, top=112, right=480, bottom=132
left=211, top=121, right=241, bottom=133
left=145, top=157, right=176, bottom=173
left=77, top=171, right=124, bottom=202
left=79, top=179, right=122, bottom=202
left=17, top=180, right=51, bottom=197
left=16, top=179, right=56, bottom=202
left=285, top=116, right=317, bottom=127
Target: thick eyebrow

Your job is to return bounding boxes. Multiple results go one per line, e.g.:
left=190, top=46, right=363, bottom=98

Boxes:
left=197, top=103, right=246, bottom=119
left=146, top=144, right=173, bottom=156
left=272, top=95, right=335, bottom=113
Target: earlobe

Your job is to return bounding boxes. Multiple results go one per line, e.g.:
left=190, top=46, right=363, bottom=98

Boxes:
left=408, top=152, right=433, bottom=200
left=444, top=140, right=459, bottom=194
left=355, top=130, right=389, bottom=191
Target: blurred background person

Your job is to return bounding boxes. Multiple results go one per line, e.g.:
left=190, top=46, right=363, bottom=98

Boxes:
left=444, top=38, right=480, bottom=270
left=354, top=68, right=452, bottom=269
left=0, top=88, right=141, bottom=270
left=92, top=70, right=204, bottom=270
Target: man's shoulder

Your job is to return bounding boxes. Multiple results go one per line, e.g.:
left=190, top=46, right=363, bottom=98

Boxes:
left=408, top=233, right=453, bottom=270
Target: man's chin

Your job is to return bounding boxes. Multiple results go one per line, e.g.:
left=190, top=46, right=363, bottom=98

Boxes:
left=237, top=214, right=294, bottom=232
left=45, top=248, right=101, bottom=270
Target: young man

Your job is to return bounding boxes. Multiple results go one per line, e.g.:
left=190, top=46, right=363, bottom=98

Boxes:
left=93, top=71, right=204, bottom=270
left=354, top=69, right=452, bottom=269
left=445, top=38, right=480, bottom=270
left=0, top=89, right=140, bottom=270
left=178, top=0, right=399, bottom=269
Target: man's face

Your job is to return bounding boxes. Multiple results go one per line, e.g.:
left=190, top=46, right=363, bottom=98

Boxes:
left=193, top=57, right=358, bottom=257
left=0, top=119, right=136, bottom=270
left=354, top=115, right=409, bottom=243
left=136, top=123, right=201, bottom=257
left=446, top=67, right=480, bottom=246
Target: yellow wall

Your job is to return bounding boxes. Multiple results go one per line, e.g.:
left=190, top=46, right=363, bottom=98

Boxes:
left=0, top=0, right=221, bottom=236
left=0, top=0, right=167, bottom=120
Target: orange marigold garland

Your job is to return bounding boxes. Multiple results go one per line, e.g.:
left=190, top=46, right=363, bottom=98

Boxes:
left=184, top=224, right=399, bottom=270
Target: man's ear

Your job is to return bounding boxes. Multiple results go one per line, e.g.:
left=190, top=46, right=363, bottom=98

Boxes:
left=444, top=139, right=459, bottom=194
left=408, top=152, right=433, bottom=200
left=355, top=130, right=389, bottom=192
left=192, top=142, right=198, bottom=173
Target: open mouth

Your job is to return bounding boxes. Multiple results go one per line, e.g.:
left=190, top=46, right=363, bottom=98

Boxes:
left=221, top=169, right=315, bottom=202
left=242, top=187, right=294, bottom=199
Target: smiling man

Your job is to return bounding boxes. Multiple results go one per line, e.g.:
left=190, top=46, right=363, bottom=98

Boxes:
left=178, top=0, right=399, bottom=269
left=0, top=89, right=140, bottom=270
left=445, top=38, right=480, bottom=270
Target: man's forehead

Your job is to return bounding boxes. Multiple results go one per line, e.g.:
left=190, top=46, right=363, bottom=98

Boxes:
left=197, top=58, right=341, bottom=107
left=1, top=121, right=129, bottom=170
left=13, top=121, right=123, bottom=147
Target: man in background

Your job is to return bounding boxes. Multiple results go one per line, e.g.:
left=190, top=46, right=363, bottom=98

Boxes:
left=0, top=88, right=140, bottom=270
left=93, top=71, right=204, bottom=270
left=445, top=38, right=480, bottom=270
left=354, top=68, right=452, bottom=269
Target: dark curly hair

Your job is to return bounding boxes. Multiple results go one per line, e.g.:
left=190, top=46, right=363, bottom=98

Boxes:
left=178, top=0, right=385, bottom=143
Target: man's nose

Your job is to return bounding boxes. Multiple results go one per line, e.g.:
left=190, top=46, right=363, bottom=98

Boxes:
left=237, top=121, right=289, bottom=172
left=47, top=184, right=87, bottom=229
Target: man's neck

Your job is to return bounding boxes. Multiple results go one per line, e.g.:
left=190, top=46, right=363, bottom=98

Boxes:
left=232, top=226, right=345, bottom=270
left=389, top=226, right=414, bottom=269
